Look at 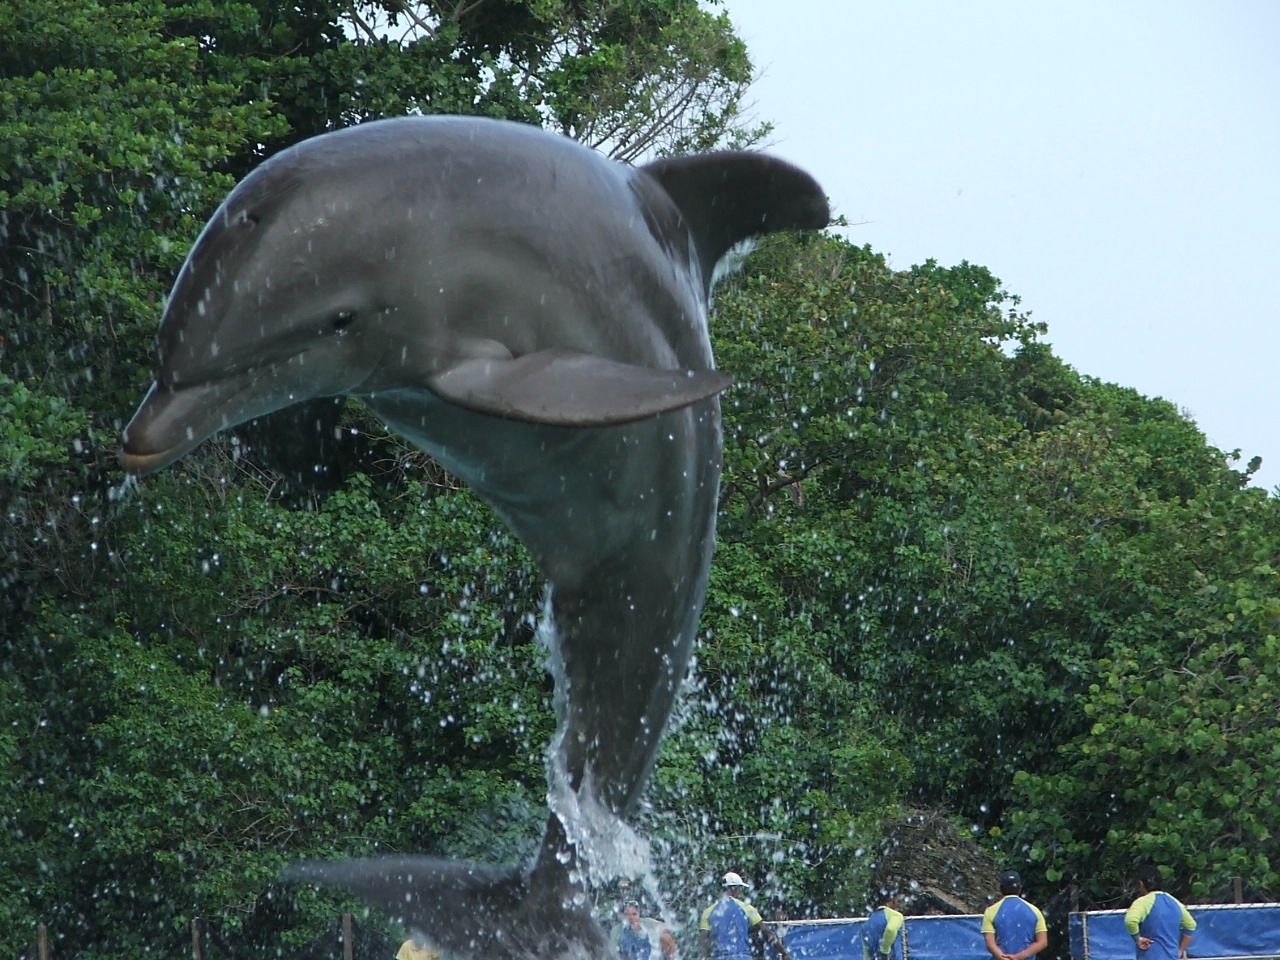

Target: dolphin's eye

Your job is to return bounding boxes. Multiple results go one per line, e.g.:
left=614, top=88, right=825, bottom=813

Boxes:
left=332, top=310, right=357, bottom=333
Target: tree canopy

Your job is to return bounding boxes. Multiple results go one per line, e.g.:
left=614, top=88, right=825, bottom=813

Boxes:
left=4, top=1, right=1277, bottom=956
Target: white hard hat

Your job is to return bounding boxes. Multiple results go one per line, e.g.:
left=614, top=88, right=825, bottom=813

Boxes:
left=723, top=872, right=750, bottom=888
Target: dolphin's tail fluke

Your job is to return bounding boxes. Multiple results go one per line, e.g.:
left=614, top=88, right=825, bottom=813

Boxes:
left=284, top=849, right=612, bottom=960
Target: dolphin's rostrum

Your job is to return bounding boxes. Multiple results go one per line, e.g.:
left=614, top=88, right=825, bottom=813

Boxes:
left=121, top=116, right=828, bottom=958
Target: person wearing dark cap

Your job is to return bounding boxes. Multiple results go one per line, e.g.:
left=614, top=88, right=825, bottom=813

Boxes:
left=701, top=871, right=792, bottom=960
left=861, top=888, right=906, bottom=960
left=981, top=870, right=1048, bottom=960
left=1124, top=864, right=1195, bottom=960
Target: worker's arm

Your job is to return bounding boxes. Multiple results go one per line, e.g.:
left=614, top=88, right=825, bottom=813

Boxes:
left=1019, top=930, right=1049, bottom=960
left=754, top=922, right=792, bottom=960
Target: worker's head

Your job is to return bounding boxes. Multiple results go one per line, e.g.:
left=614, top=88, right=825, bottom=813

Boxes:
left=999, top=870, right=1023, bottom=896
left=1135, top=863, right=1163, bottom=894
left=722, top=871, right=750, bottom=894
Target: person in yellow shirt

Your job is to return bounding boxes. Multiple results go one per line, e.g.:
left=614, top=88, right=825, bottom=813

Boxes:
left=981, top=870, right=1048, bottom=960
left=1124, top=864, right=1195, bottom=960
left=395, top=934, right=440, bottom=960
left=701, top=871, right=791, bottom=960
left=861, top=889, right=905, bottom=960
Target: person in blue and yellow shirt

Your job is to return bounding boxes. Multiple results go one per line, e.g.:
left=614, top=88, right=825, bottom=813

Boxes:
left=614, top=900, right=678, bottom=960
left=701, top=872, right=791, bottom=960
left=982, top=870, right=1048, bottom=960
left=861, top=888, right=905, bottom=960
left=1124, top=864, right=1196, bottom=960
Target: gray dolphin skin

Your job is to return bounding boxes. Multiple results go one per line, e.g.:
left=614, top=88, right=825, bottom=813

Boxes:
left=121, top=115, right=828, bottom=959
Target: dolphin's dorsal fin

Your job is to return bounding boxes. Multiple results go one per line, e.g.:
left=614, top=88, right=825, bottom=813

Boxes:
left=640, top=152, right=830, bottom=291
left=426, top=348, right=731, bottom=426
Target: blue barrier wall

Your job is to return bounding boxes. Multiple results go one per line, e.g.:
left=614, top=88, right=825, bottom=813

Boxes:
left=1069, top=904, right=1280, bottom=960
left=777, top=918, right=865, bottom=960
left=778, top=914, right=988, bottom=960
left=777, top=903, right=1280, bottom=960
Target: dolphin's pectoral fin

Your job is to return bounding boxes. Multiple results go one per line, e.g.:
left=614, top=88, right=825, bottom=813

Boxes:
left=426, top=347, right=731, bottom=426
left=285, top=855, right=610, bottom=960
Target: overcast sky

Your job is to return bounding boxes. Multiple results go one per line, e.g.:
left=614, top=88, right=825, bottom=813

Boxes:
left=721, top=1, right=1279, bottom=493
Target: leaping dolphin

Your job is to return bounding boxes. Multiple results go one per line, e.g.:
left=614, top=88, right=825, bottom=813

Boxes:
left=121, top=115, right=828, bottom=958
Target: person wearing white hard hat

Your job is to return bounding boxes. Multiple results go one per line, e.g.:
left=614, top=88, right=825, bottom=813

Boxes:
left=700, top=872, right=791, bottom=960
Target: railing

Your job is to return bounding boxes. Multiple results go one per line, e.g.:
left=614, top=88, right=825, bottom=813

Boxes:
left=23, top=913, right=362, bottom=960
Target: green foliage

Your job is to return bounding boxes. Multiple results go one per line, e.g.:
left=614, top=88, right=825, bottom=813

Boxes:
left=0, top=374, right=91, bottom=488
left=644, top=533, right=912, bottom=918
left=0, top=0, right=286, bottom=394
left=710, top=239, right=1060, bottom=816
left=7, top=464, right=553, bottom=955
left=539, top=1, right=764, bottom=159
left=671, top=232, right=1279, bottom=910
left=1008, top=500, right=1280, bottom=898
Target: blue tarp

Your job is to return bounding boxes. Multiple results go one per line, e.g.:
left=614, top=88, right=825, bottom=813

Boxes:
left=776, top=903, right=1280, bottom=960
left=777, top=918, right=865, bottom=960
left=777, top=914, right=986, bottom=960
left=1069, top=904, right=1280, bottom=960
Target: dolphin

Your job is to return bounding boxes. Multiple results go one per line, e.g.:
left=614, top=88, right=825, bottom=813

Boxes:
left=121, top=115, right=828, bottom=958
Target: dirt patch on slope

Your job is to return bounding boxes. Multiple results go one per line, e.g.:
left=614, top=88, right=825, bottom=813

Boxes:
left=871, top=809, right=1004, bottom=914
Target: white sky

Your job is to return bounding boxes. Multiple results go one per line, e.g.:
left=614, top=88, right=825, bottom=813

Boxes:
left=720, top=0, right=1280, bottom=494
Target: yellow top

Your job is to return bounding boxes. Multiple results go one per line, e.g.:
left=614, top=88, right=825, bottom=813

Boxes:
left=396, top=938, right=441, bottom=960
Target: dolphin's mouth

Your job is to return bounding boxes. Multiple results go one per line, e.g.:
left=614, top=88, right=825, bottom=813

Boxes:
left=121, top=342, right=355, bottom=476
left=121, top=380, right=223, bottom=475
left=120, top=368, right=277, bottom=476
left=120, top=444, right=188, bottom=477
